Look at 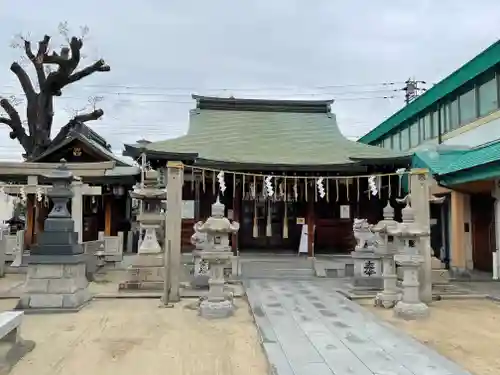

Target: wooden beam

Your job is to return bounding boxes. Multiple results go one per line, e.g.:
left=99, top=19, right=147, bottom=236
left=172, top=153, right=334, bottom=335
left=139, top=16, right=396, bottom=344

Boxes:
left=0, top=184, right=101, bottom=196
left=24, top=195, right=35, bottom=249
left=307, top=190, right=315, bottom=257
left=104, top=196, right=112, bottom=236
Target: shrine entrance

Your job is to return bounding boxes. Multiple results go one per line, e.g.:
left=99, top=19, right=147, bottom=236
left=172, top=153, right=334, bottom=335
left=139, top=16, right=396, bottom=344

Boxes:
left=239, top=199, right=302, bottom=251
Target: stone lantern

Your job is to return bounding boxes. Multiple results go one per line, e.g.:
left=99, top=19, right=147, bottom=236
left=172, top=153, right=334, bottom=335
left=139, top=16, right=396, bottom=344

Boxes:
left=194, top=197, right=239, bottom=319
left=120, top=169, right=167, bottom=291
left=372, top=202, right=400, bottom=308
left=17, top=159, right=90, bottom=311
left=133, top=170, right=166, bottom=253
left=387, top=202, right=430, bottom=320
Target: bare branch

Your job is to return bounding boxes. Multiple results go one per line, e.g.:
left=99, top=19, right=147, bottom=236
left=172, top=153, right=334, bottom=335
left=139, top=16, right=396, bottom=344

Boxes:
left=0, top=98, right=31, bottom=152
left=10, top=62, right=35, bottom=100
left=0, top=117, right=12, bottom=126
left=68, top=59, right=110, bottom=84
left=72, top=108, right=104, bottom=123
left=24, top=35, right=51, bottom=88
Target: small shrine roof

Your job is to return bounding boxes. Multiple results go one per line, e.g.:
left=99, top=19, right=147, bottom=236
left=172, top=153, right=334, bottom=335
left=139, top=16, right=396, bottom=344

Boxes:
left=31, top=121, right=133, bottom=167
left=124, top=95, right=410, bottom=171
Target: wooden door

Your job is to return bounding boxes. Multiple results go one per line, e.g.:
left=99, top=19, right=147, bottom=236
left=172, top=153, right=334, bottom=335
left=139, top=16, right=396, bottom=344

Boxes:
left=471, top=195, right=495, bottom=272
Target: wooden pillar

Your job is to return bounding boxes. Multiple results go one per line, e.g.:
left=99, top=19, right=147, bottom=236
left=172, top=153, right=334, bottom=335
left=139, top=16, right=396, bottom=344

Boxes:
left=194, top=178, right=201, bottom=221
left=450, top=190, right=467, bottom=270
left=166, top=161, right=183, bottom=302
left=104, top=195, right=112, bottom=236
left=232, top=180, right=241, bottom=255
left=307, top=187, right=315, bottom=257
left=24, top=194, right=35, bottom=249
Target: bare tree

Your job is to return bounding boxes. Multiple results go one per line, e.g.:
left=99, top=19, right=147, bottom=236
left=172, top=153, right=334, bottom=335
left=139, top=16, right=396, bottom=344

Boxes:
left=0, top=25, right=110, bottom=159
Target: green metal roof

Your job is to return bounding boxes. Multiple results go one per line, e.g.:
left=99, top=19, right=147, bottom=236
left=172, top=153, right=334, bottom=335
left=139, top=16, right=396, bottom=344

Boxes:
left=359, top=39, right=500, bottom=144
left=414, top=140, right=500, bottom=184
left=124, top=96, right=407, bottom=168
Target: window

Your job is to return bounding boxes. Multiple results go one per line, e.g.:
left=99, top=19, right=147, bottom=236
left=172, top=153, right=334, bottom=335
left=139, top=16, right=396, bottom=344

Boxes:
left=392, top=132, right=401, bottom=150
left=432, top=110, right=439, bottom=138
left=383, top=137, right=392, bottom=149
left=409, top=121, right=419, bottom=148
left=418, top=117, right=425, bottom=141
left=424, top=113, right=432, bottom=140
left=401, top=127, right=410, bottom=150
left=441, top=103, right=449, bottom=134
left=449, top=98, right=460, bottom=130
left=459, top=87, right=477, bottom=125
left=478, top=73, right=498, bottom=116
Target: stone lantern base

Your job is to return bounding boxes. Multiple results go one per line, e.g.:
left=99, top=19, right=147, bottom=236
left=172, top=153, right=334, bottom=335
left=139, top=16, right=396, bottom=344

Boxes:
left=198, top=251, right=234, bottom=319
left=16, top=255, right=91, bottom=312
left=199, top=299, right=234, bottom=319
left=119, top=253, right=165, bottom=291
left=393, top=301, right=429, bottom=320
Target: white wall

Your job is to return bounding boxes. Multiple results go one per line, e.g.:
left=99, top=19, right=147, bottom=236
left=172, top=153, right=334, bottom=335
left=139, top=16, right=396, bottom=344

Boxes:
left=0, top=192, right=14, bottom=223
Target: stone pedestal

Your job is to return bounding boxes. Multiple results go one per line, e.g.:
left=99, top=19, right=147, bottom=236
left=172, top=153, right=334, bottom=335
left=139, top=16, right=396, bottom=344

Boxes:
left=431, top=256, right=450, bottom=285
left=351, top=219, right=382, bottom=290
left=192, top=250, right=209, bottom=288
left=120, top=253, right=165, bottom=290
left=18, top=258, right=91, bottom=311
left=393, top=254, right=429, bottom=320
left=373, top=203, right=401, bottom=308
left=374, top=254, right=400, bottom=308
left=351, top=250, right=383, bottom=290
left=199, top=251, right=233, bottom=319
left=16, top=160, right=91, bottom=313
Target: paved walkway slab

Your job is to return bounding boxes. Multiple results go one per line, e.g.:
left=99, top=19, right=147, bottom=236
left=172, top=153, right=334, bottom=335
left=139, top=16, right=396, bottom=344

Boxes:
left=246, top=279, right=472, bottom=375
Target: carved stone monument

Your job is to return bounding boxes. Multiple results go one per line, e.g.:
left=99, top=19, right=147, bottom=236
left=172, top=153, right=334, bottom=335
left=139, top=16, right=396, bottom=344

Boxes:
left=17, top=160, right=91, bottom=312
left=351, top=218, right=383, bottom=290
left=196, top=197, right=239, bottom=319
left=372, top=203, right=400, bottom=308
left=388, top=202, right=430, bottom=320
left=119, top=170, right=167, bottom=290
left=191, top=223, right=209, bottom=288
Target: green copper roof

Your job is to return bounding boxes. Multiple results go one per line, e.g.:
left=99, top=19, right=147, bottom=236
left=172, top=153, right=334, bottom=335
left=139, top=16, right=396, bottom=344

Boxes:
left=360, top=39, right=500, bottom=144
left=125, top=96, right=407, bottom=168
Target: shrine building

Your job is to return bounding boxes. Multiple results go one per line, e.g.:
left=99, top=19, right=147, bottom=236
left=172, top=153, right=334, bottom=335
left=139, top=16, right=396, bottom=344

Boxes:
left=0, top=120, right=140, bottom=256
left=124, top=95, right=410, bottom=256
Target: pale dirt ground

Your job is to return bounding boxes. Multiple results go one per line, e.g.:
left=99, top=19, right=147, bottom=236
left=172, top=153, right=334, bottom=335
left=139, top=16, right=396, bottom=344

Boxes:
left=359, top=299, right=500, bottom=375
left=0, top=298, right=268, bottom=375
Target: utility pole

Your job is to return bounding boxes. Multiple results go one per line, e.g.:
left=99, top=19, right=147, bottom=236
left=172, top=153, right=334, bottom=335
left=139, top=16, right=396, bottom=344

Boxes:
left=402, top=78, right=427, bottom=105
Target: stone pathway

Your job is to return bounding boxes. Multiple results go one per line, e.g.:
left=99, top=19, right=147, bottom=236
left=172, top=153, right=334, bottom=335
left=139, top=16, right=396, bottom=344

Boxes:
left=246, top=279, right=472, bottom=375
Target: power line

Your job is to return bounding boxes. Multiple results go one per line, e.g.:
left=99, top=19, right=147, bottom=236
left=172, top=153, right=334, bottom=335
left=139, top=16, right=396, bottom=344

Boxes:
left=0, top=93, right=404, bottom=104
left=1, top=81, right=407, bottom=92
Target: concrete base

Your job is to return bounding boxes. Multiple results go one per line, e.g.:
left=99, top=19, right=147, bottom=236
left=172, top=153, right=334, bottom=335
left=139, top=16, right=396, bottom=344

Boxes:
left=119, top=253, right=165, bottom=291
left=352, top=276, right=383, bottom=290
left=16, top=262, right=91, bottom=313
left=198, top=299, right=234, bottom=319
left=432, top=268, right=450, bottom=285
left=393, top=301, right=430, bottom=320
left=374, top=291, right=400, bottom=309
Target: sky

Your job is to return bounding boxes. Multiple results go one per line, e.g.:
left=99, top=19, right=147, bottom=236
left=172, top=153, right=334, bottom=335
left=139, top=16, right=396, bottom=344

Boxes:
left=0, top=0, right=499, bottom=161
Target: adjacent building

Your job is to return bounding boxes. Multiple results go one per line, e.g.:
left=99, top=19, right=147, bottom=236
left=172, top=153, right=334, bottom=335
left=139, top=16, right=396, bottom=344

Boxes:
left=359, top=39, right=500, bottom=276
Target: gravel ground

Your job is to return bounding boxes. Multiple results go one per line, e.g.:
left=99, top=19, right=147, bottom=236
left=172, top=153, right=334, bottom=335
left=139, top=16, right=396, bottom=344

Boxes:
left=0, top=298, right=268, bottom=375
left=360, top=298, right=500, bottom=375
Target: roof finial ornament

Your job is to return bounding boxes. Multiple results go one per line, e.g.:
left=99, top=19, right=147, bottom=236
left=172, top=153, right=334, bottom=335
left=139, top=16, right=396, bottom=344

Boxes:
left=383, top=202, right=394, bottom=220
left=211, top=195, right=225, bottom=218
